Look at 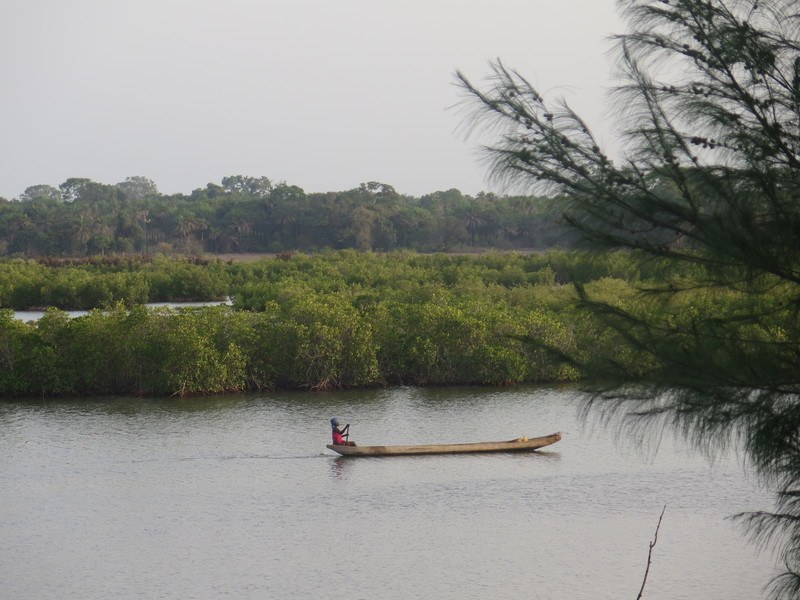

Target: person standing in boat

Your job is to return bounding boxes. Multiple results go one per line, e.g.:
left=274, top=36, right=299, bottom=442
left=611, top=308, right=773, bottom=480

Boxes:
left=330, top=417, right=356, bottom=446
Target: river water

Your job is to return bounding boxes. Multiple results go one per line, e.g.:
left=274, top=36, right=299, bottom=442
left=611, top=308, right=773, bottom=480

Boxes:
left=0, top=386, right=779, bottom=600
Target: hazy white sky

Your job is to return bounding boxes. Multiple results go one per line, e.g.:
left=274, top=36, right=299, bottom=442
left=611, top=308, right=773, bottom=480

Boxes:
left=1, top=0, right=621, bottom=199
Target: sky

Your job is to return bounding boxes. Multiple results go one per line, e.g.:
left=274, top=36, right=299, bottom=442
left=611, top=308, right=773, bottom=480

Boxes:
left=0, top=0, right=621, bottom=200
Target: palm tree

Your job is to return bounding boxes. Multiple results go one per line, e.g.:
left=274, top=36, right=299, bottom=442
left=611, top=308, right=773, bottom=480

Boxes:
left=73, top=213, right=93, bottom=255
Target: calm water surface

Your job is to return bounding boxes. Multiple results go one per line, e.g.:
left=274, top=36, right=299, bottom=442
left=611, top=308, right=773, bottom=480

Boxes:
left=0, top=386, right=779, bottom=600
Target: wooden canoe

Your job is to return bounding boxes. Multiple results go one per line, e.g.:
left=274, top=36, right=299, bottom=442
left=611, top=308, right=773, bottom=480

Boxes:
left=326, top=432, right=561, bottom=457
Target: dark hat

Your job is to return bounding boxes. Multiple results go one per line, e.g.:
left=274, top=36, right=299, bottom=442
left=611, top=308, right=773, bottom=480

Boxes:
left=330, top=417, right=340, bottom=427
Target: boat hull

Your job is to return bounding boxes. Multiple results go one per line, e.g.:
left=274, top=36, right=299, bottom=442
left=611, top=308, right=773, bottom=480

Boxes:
left=326, top=432, right=561, bottom=457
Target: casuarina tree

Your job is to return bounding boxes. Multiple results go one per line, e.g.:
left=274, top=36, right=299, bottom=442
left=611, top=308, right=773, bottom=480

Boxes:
left=458, top=1, right=800, bottom=597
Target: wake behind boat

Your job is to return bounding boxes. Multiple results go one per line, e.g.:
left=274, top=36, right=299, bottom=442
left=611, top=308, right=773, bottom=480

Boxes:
left=326, top=432, right=561, bottom=457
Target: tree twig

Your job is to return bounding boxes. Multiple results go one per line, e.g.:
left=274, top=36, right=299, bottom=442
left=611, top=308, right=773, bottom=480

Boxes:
left=636, top=506, right=666, bottom=600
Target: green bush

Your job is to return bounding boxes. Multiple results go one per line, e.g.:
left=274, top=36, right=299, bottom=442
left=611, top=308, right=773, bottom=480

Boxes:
left=0, top=250, right=766, bottom=397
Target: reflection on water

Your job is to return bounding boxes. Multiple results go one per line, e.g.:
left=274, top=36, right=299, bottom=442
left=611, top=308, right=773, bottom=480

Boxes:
left=0, top=386, right=779, bottom=600
left=329, top=457, right=351, bottom=480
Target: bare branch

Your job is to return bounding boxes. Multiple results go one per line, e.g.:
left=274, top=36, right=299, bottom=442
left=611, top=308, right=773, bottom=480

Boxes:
left=636, top=506, right=667, bottom=600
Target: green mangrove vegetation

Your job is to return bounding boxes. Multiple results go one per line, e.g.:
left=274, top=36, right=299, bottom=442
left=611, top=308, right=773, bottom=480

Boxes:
left=0, top=255, right=230, bottom=310
left=0, top=250, right=758, bottom=398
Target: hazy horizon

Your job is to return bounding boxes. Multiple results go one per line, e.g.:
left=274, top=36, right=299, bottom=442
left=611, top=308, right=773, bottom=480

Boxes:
left=1, top=0, right=620, bottom=200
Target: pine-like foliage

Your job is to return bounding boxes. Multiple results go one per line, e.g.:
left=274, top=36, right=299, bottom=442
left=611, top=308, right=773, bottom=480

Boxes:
left=459, top=1, right=800, bottom=597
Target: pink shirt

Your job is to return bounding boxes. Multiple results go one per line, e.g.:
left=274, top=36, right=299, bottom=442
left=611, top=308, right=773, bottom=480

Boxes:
left=332, top=429, right=345, bottom=445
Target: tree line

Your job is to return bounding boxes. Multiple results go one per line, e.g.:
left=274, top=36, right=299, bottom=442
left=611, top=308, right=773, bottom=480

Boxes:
left=0, top=176, right=576, bottom=257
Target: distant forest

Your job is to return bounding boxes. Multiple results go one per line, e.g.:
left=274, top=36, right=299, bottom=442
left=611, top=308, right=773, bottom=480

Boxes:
left=0, top=176, right=576, bottom=257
